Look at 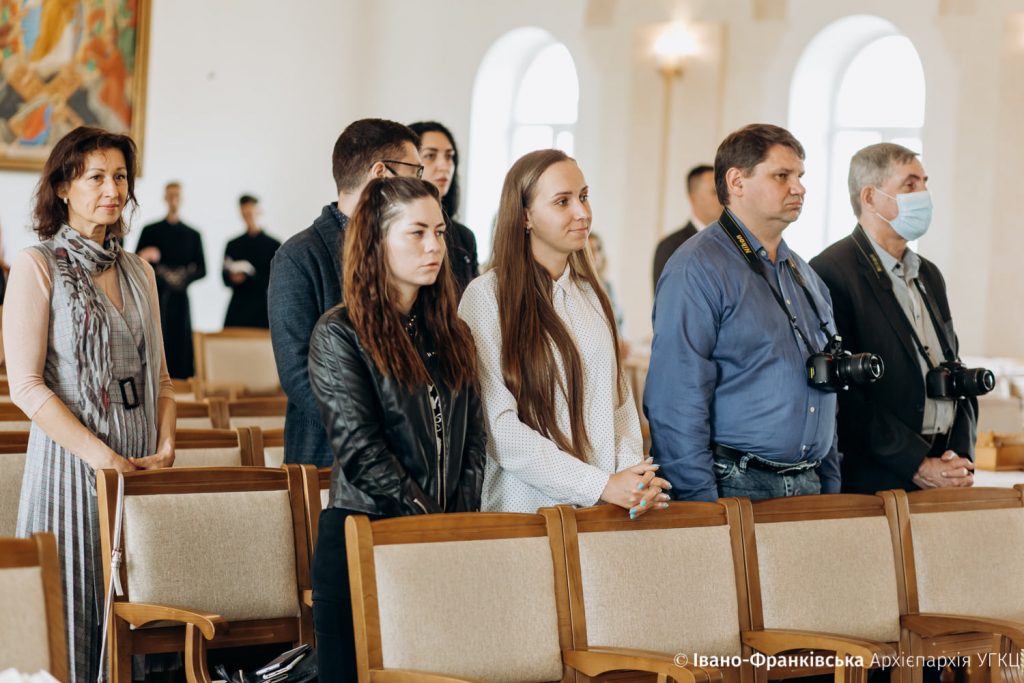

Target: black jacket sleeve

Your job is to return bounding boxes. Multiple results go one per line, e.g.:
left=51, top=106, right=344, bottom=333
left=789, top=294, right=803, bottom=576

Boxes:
left=453, top=383, right=486, bottom=512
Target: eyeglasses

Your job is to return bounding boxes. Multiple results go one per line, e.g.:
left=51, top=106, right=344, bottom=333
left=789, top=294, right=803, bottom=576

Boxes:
left=381, top=160, right=425, bottom=179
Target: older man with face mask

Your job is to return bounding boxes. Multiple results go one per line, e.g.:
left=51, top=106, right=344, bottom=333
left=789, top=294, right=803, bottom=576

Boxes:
left=810, top=142, right=990, bottom=494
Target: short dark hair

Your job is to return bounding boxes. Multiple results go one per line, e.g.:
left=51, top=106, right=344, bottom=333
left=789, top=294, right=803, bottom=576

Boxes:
left=331, top=119, right=420, bottom=193
left=165, top=181, right=181, bottom=190
left=713, top=124, right=805, bottom=205
left=408, top=121, right=461, bottom=219
left=686, top=164, right=714, bottom=196
left=239, top=194, right=258, bottom=207
left=32, top=126, right=139, bottom=240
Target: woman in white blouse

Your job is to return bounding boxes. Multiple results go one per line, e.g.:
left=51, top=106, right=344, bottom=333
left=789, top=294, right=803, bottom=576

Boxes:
left=458, top=149, right=669, bottom=516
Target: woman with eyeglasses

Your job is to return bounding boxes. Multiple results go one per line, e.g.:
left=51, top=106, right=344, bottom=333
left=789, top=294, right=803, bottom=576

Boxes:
left=458, top=149, right=668, bottom=517
left=409, top=121, right=479, bottom=293
left=307, top=176, right=485, bottom=680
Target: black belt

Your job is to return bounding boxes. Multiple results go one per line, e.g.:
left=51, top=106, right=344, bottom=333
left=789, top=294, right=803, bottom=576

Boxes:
left=713, top=444, right=820, bottom=474
left=118, top=377, right=141, bottom=410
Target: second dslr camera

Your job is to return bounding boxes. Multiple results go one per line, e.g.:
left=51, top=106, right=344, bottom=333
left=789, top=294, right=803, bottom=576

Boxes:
left=926, top=360, right=995, bottom=399
left=807, top=335, right=884, bottom=392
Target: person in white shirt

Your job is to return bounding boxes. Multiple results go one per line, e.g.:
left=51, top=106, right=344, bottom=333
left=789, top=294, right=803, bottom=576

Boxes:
left=458, top=149, right=669, bottom=516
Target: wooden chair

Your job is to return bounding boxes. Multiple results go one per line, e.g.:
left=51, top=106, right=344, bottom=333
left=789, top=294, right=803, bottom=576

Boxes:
left=739, top=494, right=904, bottom=682
left=0, top=533, right=68, bottom=681
left=345, top=511, right=687, bottom=683
left=175, top=399, right=229, bottom=430
left=173, top=428, right=262, bottom=468
left=226, top=397, right=286, bottom=432
left=886, top=486, right=1024, bottom=681
left=171, top=378, right=199, bottom=402
left=549, top=500, right=749, bottom=682
left=96, top=467, right=313, bottom=683
left=252, top=427, right=284, bottom=468
left=0, top=402, right=31, bottom=431
left=193, top=328, right=281, bottom=399
left=298, top=464, right=331, bottom=561
left=0, top=431, right=30, bottom=536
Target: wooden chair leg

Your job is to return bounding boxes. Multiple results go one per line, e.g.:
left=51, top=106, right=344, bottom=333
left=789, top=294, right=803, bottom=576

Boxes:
left=184, top=623, right=213, bottom=683
left=110, top=618, right=132, bottom=683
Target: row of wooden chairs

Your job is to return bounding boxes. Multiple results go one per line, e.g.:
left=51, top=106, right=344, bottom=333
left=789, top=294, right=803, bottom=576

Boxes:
left=78, top=466, right=1024, bottom=683
left=0, top=428, right=285, bottom=537
left=344, top=488, right=1024, bottom=683
left=0, top=398, right=284, bottom=433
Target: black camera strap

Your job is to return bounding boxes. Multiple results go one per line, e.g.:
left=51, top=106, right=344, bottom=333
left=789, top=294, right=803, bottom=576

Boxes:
left=911, top=278, right=957, bottom=362
left=851, top=226, right=955, bottom=368
left=718, top=210, right=829, bottom=357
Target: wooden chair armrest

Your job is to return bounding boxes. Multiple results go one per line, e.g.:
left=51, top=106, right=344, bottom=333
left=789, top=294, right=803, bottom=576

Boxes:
left=902, top=613, right=1024, bottom=644
left=565, top=646, right=717, bottom=682
left=369, top=670, right=485, bottom=683
left=303, top=589, right=313, bottom=607
left=114, top=602, right=227, bottom=640
left=743, top=629, right=896, bottom=660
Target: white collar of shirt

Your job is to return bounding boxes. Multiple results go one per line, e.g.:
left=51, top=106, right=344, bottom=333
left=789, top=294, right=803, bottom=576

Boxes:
left=692, top=216, right=708, bottom=231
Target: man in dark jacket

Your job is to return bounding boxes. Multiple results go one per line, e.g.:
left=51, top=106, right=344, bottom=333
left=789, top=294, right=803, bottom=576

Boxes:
left=652, top=164, right=721, bottom=290
left=223, top=194, right=280, bottom=328
left=810, top=142, right=978, bottom=494
left=268, top=119, right=422, bottom=467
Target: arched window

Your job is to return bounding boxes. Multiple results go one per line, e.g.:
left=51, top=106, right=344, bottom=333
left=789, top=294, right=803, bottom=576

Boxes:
left=467, top=29, right=580, bottom=261
left=788, top=16, right=926, bottom=256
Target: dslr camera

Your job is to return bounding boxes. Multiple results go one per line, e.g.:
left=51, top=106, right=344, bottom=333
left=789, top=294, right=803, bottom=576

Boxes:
left=926, top=360, right=995, bottom=399
left=807, top=335, right=884, bottom=392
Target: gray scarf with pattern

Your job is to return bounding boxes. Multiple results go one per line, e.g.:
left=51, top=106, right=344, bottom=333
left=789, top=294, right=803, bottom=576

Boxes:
left=52, top=225, right=161, bottom=451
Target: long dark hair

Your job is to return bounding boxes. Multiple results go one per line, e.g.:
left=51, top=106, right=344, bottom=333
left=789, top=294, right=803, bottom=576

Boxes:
left=32, top=126, right=139, bottom=240
left=408, top=121, right=461, bottom=219
left=492, top=149, right=623, bottom=461
left=343, top=177, right=477, bottom=391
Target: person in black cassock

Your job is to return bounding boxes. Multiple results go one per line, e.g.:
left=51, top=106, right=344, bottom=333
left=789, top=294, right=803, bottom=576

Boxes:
left=408, top=121, right=479, bottom=294
left=223, top=194, right=281, bottom=328
left=137, top=181, right=206, bottom=379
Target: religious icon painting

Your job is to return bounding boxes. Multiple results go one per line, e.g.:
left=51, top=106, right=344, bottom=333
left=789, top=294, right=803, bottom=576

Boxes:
left=0, top=0, right=151, bottom=171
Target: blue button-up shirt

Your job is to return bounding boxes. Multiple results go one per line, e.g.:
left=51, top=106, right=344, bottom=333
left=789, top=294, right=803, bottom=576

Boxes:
left=644, top=210, right=841, bottom=501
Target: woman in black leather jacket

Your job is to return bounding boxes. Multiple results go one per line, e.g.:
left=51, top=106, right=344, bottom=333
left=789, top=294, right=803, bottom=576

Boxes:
left=307, top=177, right=486, bottom=681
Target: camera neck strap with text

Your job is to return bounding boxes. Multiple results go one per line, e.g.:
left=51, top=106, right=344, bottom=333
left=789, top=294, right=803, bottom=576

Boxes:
left=851, top=225, right=957, bottom=367
left=718, top=209, right=830, bottom=357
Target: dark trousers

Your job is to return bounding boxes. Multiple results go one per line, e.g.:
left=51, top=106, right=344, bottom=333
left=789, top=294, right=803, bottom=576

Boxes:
left=312, top=507, right=380, bottom=682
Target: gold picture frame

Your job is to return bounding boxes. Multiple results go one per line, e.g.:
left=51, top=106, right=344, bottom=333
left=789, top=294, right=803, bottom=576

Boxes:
left=0, top=0, right=151, bottom=172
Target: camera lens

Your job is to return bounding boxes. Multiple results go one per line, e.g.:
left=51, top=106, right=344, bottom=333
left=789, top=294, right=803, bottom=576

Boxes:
left=836, top=352, right=885, bottom=385
left=959, top=367, right=995, bottom=397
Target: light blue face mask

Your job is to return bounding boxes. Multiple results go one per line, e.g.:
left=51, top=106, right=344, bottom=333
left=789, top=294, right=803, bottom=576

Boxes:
left=874, top=189, right=933, bottom=241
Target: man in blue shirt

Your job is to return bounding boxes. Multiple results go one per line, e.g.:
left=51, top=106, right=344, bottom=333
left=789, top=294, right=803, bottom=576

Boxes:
left=645, top=123, right=841, bottom=501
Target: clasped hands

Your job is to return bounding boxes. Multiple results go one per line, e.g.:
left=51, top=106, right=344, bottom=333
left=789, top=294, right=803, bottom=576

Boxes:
left=911, top=450, right=974, bottom=489
left=601, top=457, right=672, bottom=519
left=99, top=447, right=175, bottom=473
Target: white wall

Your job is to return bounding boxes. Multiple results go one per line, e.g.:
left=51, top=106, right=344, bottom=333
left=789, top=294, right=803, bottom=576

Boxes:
left=1, top=0, right=1020, bottom=358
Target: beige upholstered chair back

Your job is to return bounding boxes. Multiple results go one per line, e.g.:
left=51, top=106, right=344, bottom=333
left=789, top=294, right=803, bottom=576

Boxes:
left=754, top=515, right=901, bottom=642
left=0, top=534, right=66, bottom=681
left=196, top=330, right=279, bottom=395
left=0, top=451, right=27, bottom=536
left=577, top=524, right=742, bottom=657
left=122, top=488, right=300, bottom=621
left=368, top=523, right=563, bottom=682
left=176, top=416, right=216, bottom=429
left=0, top=565, right=50, bottom=673
left=255, top=428, right=285, bottom=468
left=172, top=446, right=244, bottom=468
left=910, top=506, right=1024, bottom=620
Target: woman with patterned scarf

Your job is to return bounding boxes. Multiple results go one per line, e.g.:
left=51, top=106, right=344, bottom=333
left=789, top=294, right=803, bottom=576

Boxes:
left=4, top=126, right=176, bottom=682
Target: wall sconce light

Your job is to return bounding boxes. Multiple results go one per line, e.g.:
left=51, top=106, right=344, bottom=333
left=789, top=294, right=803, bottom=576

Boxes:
left=653, top=22, right=697, bottom=234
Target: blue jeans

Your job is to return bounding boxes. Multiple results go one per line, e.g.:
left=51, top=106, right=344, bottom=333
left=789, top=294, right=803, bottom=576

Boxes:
left=713, top=454, right=821, bottom=501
